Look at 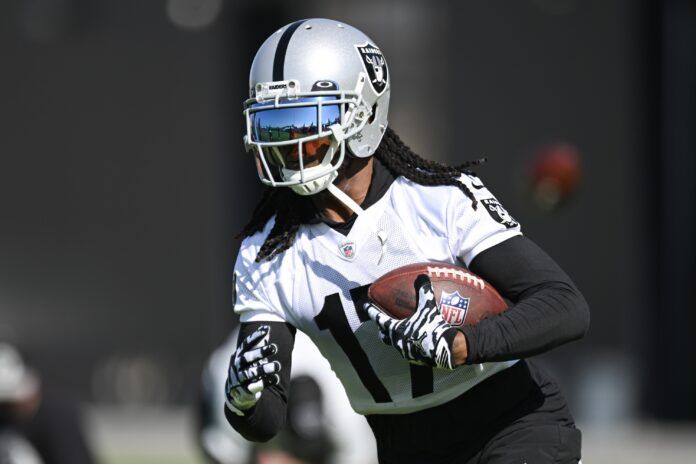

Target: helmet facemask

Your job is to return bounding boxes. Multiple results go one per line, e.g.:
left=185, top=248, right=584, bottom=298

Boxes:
left=244, top=75, right=374, bottom=196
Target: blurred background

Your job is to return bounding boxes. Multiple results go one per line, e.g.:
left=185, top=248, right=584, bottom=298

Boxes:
left=0, top=0, right=694, bottom=462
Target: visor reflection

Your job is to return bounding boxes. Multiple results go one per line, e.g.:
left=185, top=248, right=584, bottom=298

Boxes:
left=250, top=97, right=340, bottom=143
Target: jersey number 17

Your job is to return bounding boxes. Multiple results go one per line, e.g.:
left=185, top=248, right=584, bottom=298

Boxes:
left=314, top=284, right=434, bottom=403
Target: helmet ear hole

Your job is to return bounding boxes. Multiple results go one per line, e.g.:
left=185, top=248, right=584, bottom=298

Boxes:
left=368, top=103, right=377, bottom=124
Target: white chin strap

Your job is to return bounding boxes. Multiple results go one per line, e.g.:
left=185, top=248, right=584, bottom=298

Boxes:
left=286, top=168, right=337, bottom=196
left=327, top=183, right=388, bottom=264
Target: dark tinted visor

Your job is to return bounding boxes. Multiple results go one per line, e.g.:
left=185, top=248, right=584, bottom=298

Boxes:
left=250, top=96, right=340, bottom=143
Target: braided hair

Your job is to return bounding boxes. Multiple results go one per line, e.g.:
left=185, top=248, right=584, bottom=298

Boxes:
left=239, top=127, right=485, bottom=262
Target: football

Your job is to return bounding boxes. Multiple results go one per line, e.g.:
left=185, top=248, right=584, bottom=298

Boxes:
left=367, top=263, right=508, bottom=327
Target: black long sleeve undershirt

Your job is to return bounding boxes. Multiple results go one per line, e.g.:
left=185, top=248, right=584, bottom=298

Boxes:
left=225, top=235, right=589, bottom=441
left=224, top=321, right=296, bottom=442
left=464, top=235, right=590, bottom=363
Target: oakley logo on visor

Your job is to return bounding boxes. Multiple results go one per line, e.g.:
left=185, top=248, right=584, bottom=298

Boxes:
left=311, top=80, right=338, bottom=91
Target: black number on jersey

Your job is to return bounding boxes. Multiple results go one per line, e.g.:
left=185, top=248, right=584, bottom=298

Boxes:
left=314, top=284, right=434, bottom=403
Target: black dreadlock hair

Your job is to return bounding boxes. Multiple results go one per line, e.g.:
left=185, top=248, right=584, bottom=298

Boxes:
left=238, top=127, right=485, bottom=262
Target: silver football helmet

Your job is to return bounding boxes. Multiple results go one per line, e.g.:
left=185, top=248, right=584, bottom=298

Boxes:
left=243, top=18, right=390, bottom=195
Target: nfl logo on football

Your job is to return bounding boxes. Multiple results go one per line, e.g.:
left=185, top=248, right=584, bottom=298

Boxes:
left=339, top=240, right=356, bottom=260
left=439, top=290, right=469, bottom=326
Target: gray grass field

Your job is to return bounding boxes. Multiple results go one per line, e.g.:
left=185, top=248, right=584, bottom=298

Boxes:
left=85, top=406, right=696, bottom=464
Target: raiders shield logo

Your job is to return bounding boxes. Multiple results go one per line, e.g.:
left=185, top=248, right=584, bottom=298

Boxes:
left=439, top=290, right=469, bottom=327
left=355, top=43, right=388, bottom=95
left=481, top=198, right=519, bottom=229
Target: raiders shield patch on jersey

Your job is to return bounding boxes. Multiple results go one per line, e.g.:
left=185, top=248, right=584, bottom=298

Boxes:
left=481, top=198, right=519, bottom=229
left=355, top=43, right=388, bottom=95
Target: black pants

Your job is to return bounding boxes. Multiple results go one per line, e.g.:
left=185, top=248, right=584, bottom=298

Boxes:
left=366, top=360, right=581, bottom=464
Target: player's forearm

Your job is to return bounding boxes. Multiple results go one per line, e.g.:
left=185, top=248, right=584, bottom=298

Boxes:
left=224, top=388, right=287, bottom=442
left=463, top=235, right=590, bottom=363
left=461, top=281, right=588, bottom=363
left=224, top=321, right=296, bottom=442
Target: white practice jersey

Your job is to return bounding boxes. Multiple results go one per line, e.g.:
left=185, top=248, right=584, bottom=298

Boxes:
left=234, top=174, right=522, bottom=415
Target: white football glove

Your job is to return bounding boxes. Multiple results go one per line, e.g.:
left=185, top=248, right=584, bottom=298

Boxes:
left=225, top=325, right=281, bottom=416
left=365, top=274, right=460, bottom=370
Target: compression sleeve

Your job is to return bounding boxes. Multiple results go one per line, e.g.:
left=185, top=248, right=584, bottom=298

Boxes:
left=462, top=235, right=590, bottom=363
left=224, top=321, right=296, bottom=442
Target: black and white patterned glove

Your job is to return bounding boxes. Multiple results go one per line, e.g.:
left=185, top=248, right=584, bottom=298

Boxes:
left=365, top=274, right=460, bottom=370
left=225, top=325, right=281, bottom=416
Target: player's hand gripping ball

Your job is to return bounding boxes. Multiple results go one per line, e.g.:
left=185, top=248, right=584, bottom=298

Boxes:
left=367, top=262, right=508, bottom=324
left=365, top=274, right=460, bottom=370
left=225, top=325, right=281, bottom=416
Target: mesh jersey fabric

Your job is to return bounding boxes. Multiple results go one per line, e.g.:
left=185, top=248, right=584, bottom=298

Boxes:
left=233, top=173, right=522, bottom=414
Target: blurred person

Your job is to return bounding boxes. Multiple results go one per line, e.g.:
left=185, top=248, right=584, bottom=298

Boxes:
left=225, top=19, right=589, bottom=464
left=0, top=342, right=42, bottom=464
left=0, top=343, right=94, bottom=464
left=248, top=375, right=334, bottom=464
left=199, top=328, right=376, bottom=464
left=255, top=375, right=333, bottom=464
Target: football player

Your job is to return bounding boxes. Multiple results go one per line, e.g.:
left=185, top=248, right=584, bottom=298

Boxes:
left=225, top=18, right=589, bottom=464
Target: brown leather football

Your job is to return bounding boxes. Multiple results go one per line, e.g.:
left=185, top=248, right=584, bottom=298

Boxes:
left=367, top=262, right=508, bottom=327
